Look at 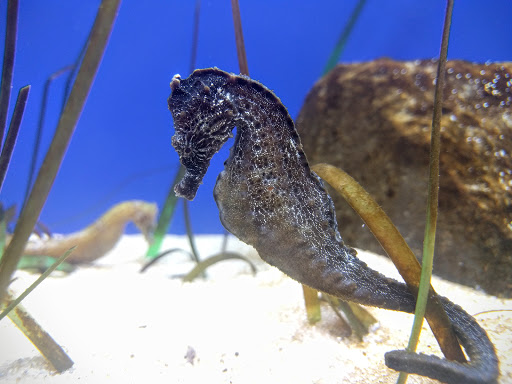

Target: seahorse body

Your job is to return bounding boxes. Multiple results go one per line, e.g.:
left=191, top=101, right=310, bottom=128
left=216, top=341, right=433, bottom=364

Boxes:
left=168, top=68, right=499, bottom=384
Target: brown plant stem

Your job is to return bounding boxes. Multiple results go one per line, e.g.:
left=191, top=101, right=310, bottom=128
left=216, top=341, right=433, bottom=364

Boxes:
left=189, top=0, right=201, bottom=74
left=325, top=295, right=366, bottom=340
left=182, top=251, right=257, bottom=282
left=311, top=163, right=465, bottom=363
left=230, top=0, right=249, bottom=76
left=4, top=293, right=74, bottom=372
left=0, top=0, right=18, bottom=143
left=0, top=0, right=122, bottom=301
left=302, top=285, right=321, bottom=324
left=0, top=85, right=29, bottom=191
left=23, top=65, right=73, bottom=210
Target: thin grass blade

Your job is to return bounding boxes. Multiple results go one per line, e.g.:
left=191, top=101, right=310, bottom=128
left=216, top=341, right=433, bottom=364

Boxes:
left=0, top=247, right=75, bottom=321
left=0, top=0, right=19, bottom=143
left=302, top=285, right=321, bottom=324
left=23, top=66, right=73, bottom=209
left=322, top=0, right=367, bottom=75
left=183, top=251, right=257, bottom=282
left=5, top=296, right=73, bottom=372
left=0, top=85, right=29, bottom=192
left=140, top=247, right=194, bottom=273
left=146, top=166, right=186, bottom=258
left=398, top=1, right=458, bottom=382
left=230, top=0, right=249, bottom=75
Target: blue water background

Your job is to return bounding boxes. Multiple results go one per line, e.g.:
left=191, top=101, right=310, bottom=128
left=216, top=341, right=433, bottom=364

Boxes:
left=1, top=1, right=511, bottom=235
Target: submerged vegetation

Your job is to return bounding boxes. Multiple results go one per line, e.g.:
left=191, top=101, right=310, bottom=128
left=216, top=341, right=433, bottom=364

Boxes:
left=0, top=0, right=121, bottom=372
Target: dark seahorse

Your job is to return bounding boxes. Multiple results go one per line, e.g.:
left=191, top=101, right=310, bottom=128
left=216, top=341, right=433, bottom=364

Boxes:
left=167, top=68, right=499, bottom=384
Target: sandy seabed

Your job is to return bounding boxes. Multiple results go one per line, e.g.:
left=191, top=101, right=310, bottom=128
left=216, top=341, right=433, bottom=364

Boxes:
left=0, top=234, right=511, bottom=384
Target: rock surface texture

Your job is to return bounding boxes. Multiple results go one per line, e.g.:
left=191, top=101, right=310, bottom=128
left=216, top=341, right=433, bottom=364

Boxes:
left=296, top=58, right=512, bottom=297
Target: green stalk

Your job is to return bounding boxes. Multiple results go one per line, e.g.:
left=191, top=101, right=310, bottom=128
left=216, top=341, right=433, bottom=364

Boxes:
left=146, top=165, right=186, bottom=258
left=322, top=0, right=367, bottom=75
left=398, top=1, right=457, bottom=382
left=0, top=0, right=122, bottom=301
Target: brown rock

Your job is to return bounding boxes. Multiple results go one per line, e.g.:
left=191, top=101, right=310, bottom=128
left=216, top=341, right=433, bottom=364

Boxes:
left=296, top=58, right=512, bottom=297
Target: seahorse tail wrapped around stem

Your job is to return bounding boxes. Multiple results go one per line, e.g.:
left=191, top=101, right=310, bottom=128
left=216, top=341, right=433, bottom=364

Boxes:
left=386, top=296, right=498, bottom=384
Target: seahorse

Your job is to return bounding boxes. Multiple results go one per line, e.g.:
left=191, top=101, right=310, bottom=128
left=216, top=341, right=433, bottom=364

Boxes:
left=167, top=68, right=499, bottom=384
left=9, top=200, right=157, bottom=264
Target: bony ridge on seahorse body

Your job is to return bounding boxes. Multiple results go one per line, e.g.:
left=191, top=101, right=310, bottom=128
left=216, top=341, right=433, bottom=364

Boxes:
left=167, top=67, right=499, bottom=384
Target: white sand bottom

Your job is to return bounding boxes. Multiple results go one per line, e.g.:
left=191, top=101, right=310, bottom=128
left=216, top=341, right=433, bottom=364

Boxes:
left=1, top=234, right=511, bottom=384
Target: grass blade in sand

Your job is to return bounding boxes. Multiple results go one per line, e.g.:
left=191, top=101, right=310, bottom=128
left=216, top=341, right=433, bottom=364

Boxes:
left=17, top=255, right=75, bottom=273
left=0, top=0, right=121, bottom=300
left=398, top=1, right=458, bottom=382
left=4, top=294, right=74, bottom=372
left=140, top=247, right=194, bottom=273
left=183, top=252, right=257, bottom=282
left=0, top=247, right=75, bottom=322
left=323, top=295, right=360, bottom=339
left=302, top=285, right=321, bottom=324
left=0, top=235, right=75, bottom=372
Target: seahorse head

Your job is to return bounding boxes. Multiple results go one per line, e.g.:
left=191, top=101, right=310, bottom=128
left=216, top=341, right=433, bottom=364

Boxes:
left=168, top=69, right=237, bottom=200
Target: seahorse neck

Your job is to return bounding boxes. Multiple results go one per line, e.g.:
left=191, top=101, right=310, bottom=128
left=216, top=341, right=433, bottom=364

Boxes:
left=224, top=78, right=310, bottom=180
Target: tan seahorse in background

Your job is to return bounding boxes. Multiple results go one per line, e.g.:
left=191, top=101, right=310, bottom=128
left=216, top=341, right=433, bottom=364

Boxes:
left=6, top=200, right=157, bottom=264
